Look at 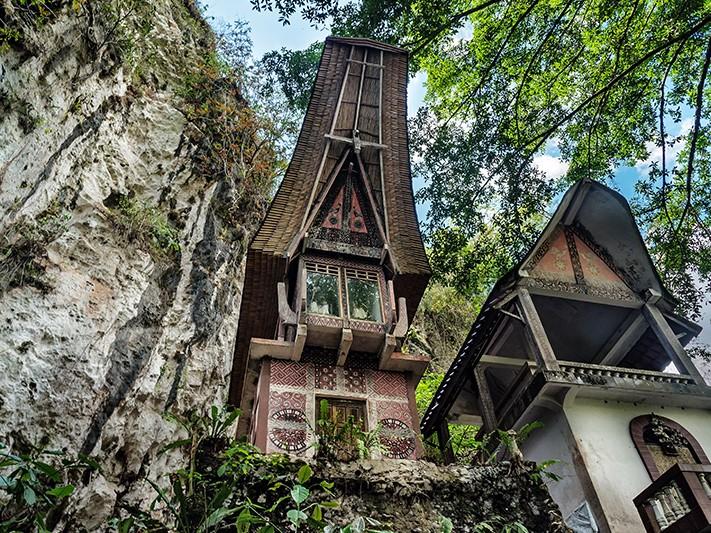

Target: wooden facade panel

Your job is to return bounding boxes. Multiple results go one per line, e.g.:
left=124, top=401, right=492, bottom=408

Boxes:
left=232, top=37, right=430, bottom=406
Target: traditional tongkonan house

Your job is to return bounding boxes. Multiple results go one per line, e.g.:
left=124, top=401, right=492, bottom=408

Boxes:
left=228, top=37, right=431, bottom=459
left=421, top=179, right=711, bottom=532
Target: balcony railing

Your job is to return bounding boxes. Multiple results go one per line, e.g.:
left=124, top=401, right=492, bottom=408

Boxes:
left=634, top=463, right=711, bottom=532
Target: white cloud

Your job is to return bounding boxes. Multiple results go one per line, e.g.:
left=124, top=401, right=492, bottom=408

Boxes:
left=533, top=154, right=569, bottom=180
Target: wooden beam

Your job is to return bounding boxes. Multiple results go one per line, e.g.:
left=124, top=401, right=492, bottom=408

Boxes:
left=346, top=58, right=385, bottom=69
left=392, top=297, right=408, bottom=338
left=287, top=149, right=352, bottom=257
left=480, top=354, right=534, bottom=368
left=524, top=284, right=642, bottom=309
left=484, top=319, right=514, bottom=357
left=594, top=311, right=647, bottom=366
left=277, top=282, right=297, bottom=326
left=436, top=422, right=456, bottom=465
left=291, top=324, right=307, bottom=361
left=249, top=338, right=294, bottom=360
left=379, top=333, right=396, bottom=368
left=353, top=48, right=368, bottom=130
left=336, top=328, right=353, bottom=366
left=324, top=133, right=387, bottom=150
left=354, top=152, right=399, bottom=275
left=474, top=367, right=497, bottom=433
left=642, top=303, right=705, bottom=385
left=517, top=288, right=561, bottom=371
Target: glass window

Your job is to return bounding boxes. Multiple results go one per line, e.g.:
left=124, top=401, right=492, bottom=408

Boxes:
left=306, top=271, right=340, bottom=317
left=347, top=277, right=382, bottom=322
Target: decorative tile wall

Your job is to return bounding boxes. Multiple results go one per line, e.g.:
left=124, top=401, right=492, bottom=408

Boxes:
left=262, top=359, right=417, bottom=459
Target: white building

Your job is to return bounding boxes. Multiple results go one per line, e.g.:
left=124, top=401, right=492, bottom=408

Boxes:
left=421, top=179, right=711, bottom=532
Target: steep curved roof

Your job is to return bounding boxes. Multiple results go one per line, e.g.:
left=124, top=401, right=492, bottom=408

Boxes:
left=421, top=178, right=698, bottom=436
left=229, top=36, right=430, bottom=406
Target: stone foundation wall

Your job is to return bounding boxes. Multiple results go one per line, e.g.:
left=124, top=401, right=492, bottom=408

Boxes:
left=313, top=459, right=570, bottom=533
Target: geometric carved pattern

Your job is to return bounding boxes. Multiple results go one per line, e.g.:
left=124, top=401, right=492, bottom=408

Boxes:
left=379, top=418, right=416, bottom=459
left=371, top=371, right=408, bottom=397
left=344, top=368, right=366, bottom=393
left=630, top=414, right=710, bottom=480
left=269, top=427, right=309, bottom=452
left=271, top=408, right=307, bottom=423
left=271, top=360, right=308, bottom=388
left=375, top=400, right=412, bottom=424
left=269, top=391, right=306, bottom=411
left=315, top=365, right=337, bottom=390
left=322, top=186, right=344, bottom=230
left=263, top=359, right=416, bottom=459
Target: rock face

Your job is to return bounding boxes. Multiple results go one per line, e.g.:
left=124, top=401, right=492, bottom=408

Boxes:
left=0, top=0, right=267, bottom=524
left=316, top=460, right=569, bottom=532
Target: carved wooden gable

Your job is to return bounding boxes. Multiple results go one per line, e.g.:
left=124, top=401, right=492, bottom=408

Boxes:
left=526, top=225, right=637, bottom=302
left=307, top=154, right=384, bottom=257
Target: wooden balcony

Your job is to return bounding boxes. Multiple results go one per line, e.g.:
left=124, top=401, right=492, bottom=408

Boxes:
left=634, top=464, right=711, bottom=532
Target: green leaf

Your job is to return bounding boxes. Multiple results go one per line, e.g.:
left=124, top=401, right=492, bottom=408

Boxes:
left=287, top=509, right=308, bottom=526
left=296, top=464, right=313, bottom=484
left=47, top=484, right=75, bottom=498
left=34, top=461, right=61, bottom=481
left=0, top=475, right=14, bottom=490
left=440, top=516, right=453, bottom=533
left=320, top=480, right=334, bottom=490
left=159, top=439, right=192, bottom=455
left=351, top=516, right=365, bottom=533
left=291, top=484, right=309, bottom=505
left=320, top=500, right=341, bottom=509
left=23, top=485, right=37, bottom=505
left=258, top=526, right=275, bottom=533
left=311, top=503, right=322, bottom=522
left=320, top=500, right=340, bottom=508
left=118, top=517, right=134, bottom=533
left=199, top=507, right=237, bottom=532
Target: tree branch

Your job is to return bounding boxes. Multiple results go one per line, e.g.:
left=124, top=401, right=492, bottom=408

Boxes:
left=676, top=35, right=711, bottom=232
left=521, top=14, right=711, bottom=151
left=659, top=38, right=688, bottom=230
left=405, top=0, right=505, bottom=55
left=444, top=0, right=541, bottom=127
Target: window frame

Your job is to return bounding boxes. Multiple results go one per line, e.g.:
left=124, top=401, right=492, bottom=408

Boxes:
left=344, top=268, right=385, bottom=324
left=305, top=263, right=343, bottom=318
left=303, top=259, right=387, bottom=325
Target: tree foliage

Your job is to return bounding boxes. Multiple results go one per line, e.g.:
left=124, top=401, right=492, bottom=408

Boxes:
left=250, top=0, right=711, bottom=317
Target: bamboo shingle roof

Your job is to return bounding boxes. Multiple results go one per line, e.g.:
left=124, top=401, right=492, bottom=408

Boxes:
left=229, top=37, right=430, bottom=407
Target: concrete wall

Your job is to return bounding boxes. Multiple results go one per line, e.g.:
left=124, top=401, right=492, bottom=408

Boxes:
left=563, top=395, right=711, bottom=532
left=521, top=409, right=588, bottom=521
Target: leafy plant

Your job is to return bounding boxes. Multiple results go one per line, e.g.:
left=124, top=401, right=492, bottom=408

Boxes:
left=315, top=400, right=385, bottom=461
left=0, top=442, right=98, bottom=532
left=106, top=194, right=180, bottom=259
left=113, top=406, right=391, bottom=532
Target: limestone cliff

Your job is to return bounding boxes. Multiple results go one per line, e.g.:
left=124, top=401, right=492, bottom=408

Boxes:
left=0, top=0, right=269, bottom=525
